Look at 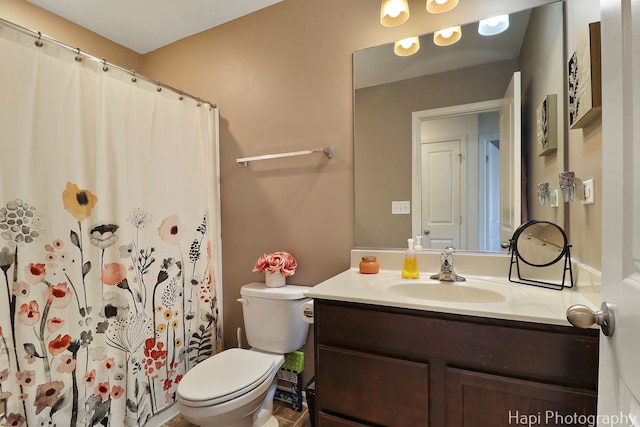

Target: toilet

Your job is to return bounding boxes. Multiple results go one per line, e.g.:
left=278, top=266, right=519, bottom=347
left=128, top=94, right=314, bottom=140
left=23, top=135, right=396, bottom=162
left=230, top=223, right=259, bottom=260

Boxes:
left=177, top=283, right=312, bottom=427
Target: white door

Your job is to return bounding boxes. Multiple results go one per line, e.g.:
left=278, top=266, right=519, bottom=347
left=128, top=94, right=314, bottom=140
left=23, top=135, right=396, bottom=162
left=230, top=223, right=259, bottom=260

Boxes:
left=594, top=0, right=640, bottom=422
left=420, top=139, right=462, bottom=249
left=499, top=72, right=522, bottom=245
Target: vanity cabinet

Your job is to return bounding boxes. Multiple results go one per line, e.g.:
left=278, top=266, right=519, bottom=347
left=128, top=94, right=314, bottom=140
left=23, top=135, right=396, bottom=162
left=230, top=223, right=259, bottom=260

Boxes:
left=313, top=299, right=599, bottom=427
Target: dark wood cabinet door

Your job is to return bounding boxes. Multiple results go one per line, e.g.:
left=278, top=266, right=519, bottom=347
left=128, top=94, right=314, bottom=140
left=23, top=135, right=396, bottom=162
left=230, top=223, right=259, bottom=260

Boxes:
left=317, top=346, right=429, bottom=427
left=446, top=368, right=597, bottom=427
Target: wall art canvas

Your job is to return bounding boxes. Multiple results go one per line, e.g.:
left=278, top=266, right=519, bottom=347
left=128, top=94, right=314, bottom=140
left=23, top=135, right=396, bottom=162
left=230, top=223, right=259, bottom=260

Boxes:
left=537, top=94, right=557, bottom=156
left=568, top=21, right=601, bottom=129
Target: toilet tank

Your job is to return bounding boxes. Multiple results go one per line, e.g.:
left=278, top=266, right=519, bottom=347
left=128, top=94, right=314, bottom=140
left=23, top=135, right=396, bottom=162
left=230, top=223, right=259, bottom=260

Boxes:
left=239, top=283, right=311, bottom=353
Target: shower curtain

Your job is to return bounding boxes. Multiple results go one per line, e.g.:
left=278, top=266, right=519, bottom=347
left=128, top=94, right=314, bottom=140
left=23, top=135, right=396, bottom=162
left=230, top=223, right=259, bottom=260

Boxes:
left=0, top=24, right=223, bottom=426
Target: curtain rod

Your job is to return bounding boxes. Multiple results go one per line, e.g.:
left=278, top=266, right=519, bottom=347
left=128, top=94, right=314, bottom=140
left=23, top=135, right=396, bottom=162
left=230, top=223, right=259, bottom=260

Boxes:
left=0, top=17, right=216, bottom=109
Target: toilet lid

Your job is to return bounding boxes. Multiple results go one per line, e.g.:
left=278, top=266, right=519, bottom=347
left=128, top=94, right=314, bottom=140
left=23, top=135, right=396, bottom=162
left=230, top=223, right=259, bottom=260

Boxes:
left=177, top=348, right=277, bottom=406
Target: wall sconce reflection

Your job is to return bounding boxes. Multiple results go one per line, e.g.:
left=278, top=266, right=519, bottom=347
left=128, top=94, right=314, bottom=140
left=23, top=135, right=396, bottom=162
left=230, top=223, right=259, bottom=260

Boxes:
left=537, top=182, right=550, bottom=205
left=559, top=171, right=575, bottom=202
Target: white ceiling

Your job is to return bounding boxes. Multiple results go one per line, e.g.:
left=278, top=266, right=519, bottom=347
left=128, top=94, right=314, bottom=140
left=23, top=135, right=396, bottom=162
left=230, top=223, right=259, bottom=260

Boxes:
left=27, top=0, right=283, bottom=54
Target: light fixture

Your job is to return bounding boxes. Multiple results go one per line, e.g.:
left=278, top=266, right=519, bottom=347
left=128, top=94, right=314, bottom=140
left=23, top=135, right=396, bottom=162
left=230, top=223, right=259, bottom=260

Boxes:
left=394, top=36, right=420, bottom=56
left=559, top=171, right=575, bottom=202
left=426, top=0, right=459, bottom=14
left=380, top=0, right=410, bottom=27
left=433, top=26, right=462, bottom=46
left=478, top=14, right=510, bottom=36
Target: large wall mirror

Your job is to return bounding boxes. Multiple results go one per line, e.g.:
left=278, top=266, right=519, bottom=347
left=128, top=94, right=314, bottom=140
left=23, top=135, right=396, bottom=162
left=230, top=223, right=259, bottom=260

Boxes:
left=354, top=0, right=565, bottom=252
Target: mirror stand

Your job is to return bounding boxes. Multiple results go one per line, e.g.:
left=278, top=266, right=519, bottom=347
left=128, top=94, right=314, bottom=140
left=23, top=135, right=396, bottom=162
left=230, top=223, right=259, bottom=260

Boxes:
left=507, top=220, right=574, bottom=290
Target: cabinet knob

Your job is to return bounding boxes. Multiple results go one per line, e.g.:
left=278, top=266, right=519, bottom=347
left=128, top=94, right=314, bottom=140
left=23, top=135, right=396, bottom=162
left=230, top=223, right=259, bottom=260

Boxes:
left=423, top=230, right=430, bottom=235
left=566, top=302, right=615, bottom=337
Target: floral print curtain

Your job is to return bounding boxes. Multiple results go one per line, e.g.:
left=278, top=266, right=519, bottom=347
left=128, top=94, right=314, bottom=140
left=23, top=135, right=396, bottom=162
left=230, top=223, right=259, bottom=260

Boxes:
left=0, top=24, right=222, bottom=426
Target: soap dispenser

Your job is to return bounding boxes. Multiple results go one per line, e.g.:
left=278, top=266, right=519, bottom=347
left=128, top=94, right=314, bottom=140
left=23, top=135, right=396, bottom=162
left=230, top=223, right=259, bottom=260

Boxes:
left=401, top=238, right=420, bottom=279
left=414, top=235, right=423, bottom=251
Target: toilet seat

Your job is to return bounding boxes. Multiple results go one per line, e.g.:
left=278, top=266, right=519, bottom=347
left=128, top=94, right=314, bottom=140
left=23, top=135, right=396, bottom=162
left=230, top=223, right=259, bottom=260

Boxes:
left=177, top=348, right=280, bottom=407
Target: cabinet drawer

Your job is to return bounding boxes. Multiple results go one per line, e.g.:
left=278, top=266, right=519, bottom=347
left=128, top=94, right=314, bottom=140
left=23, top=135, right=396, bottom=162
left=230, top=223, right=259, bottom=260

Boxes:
left=317, top=346, right=429, bottom=427
left=318, top=412, right=371, bottom=427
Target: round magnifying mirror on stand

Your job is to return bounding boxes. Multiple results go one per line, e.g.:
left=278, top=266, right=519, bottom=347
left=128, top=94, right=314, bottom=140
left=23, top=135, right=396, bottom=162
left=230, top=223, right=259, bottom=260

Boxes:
left=508, top=220, right=573, bottom=290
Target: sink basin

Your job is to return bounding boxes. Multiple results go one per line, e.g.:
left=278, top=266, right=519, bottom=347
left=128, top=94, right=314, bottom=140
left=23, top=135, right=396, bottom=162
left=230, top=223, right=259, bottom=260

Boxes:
left=387, top=282, right=506, bottom=303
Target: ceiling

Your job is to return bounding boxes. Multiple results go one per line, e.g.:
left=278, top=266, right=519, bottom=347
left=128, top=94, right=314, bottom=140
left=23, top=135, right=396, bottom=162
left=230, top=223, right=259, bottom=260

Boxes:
left=26, top=0, right=283, bottom=54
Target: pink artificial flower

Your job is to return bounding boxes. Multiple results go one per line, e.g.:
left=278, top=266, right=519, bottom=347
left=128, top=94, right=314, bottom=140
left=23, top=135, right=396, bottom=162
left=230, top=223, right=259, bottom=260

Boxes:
left=252, top=251, right=297, bottom=277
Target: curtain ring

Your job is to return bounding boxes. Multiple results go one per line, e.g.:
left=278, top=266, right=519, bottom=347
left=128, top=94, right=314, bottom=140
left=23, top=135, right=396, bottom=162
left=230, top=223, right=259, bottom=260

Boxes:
left=196, top=98, right=202, bottom=107
left=178, top=91, right=184, bottom=101
left=34, top=31, right=43, bottom=48
left=75, top=48, right=82, bottom=62
left=156, top=81, right=162, bottom=92
left=102, top=58, right=109, bottom=72
left=131, top=70, right=137, bottom=83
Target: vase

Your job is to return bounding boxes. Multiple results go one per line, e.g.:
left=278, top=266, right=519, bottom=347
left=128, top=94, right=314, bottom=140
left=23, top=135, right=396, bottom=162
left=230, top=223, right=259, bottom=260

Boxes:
left=265, top=271, right=286, bottom=287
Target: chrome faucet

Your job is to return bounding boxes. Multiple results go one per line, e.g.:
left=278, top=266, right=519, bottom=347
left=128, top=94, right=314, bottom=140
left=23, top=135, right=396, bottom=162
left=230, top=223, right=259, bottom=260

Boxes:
left=430, top=247, right=466, bottom=282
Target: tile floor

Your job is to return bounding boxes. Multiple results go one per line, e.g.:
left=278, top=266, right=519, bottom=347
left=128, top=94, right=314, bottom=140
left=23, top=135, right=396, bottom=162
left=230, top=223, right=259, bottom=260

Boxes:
left=161, top=401, right=312, bottom=427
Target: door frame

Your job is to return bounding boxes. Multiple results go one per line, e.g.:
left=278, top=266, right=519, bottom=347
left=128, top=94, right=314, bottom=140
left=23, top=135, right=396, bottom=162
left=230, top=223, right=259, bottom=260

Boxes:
left=411, top=99, right=503, bottom=250
left=478, top=132, right=501, bottom=251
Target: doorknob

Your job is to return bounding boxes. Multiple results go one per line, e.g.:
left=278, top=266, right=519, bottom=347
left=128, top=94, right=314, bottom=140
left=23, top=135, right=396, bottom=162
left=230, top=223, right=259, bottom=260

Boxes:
left=566, top=302, right=615, bottom=337
left=423, top=230, right=430, bottom=235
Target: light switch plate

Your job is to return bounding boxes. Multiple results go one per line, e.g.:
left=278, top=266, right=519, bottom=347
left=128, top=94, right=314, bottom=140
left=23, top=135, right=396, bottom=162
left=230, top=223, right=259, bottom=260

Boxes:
left=582, top=179, right=595, bottom=204
left=392, top=201, right=411, bottom=215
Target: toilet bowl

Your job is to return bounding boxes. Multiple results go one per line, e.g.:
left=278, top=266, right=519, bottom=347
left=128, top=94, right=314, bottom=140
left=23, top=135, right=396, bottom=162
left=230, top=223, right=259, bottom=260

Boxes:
left=177, top=283, right=311, bottom=427
left=177, top=348, right=284, bottom=427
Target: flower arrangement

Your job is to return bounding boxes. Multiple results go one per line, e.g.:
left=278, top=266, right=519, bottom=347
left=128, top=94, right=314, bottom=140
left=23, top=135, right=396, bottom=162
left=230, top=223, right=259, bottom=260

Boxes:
left=252, top=251, right=297, bottom=277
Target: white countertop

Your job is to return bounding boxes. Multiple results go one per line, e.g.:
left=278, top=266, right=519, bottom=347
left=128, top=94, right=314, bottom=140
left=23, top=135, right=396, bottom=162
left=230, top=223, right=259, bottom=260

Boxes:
left=305, top=250, right=602, bottom=327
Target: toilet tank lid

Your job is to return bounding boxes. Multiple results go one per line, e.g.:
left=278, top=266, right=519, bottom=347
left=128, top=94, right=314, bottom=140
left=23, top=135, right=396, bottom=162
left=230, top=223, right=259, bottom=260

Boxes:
left=241, top=282, right=310, bottom=300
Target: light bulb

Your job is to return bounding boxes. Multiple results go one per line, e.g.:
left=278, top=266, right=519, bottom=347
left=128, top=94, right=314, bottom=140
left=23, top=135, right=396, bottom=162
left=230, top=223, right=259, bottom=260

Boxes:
left=384, top=2, right=403, bottom=18
left=380, top=0, right=410, bottom=27
left=399, top=38, right=414, bottom=48
left=439, top=27, right=455, bottom=38
left=394, top=36, right=420, bottom=56
left=478, top=14, right=510, bottom=36
left=435, top=0, right=447, bottom=4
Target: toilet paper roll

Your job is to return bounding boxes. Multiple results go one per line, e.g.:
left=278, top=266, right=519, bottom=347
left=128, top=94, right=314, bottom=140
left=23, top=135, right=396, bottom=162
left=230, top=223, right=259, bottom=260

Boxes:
left=299, top=300, right=314, bottom=324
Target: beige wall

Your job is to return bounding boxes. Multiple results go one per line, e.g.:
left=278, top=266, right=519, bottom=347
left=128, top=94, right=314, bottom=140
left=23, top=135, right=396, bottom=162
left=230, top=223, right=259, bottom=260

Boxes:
left=1, top=0, right=603, bottom=377
left=564, top=0, right=602, bottom=270
left=520, top=2, right=566, bottom=229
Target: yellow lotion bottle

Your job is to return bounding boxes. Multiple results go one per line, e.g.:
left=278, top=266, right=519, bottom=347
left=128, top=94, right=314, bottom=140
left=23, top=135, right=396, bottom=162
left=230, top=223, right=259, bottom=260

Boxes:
left=401, top=238, right=420, bottom=279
